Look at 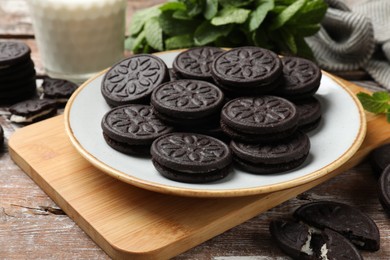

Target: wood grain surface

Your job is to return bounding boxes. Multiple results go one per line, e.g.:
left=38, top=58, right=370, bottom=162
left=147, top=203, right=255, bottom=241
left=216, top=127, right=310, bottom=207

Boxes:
left=1, top=0, right=390, bottom=259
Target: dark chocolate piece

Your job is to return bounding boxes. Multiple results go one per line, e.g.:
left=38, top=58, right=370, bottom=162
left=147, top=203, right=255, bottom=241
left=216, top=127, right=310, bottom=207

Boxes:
left=8, top=98, right=57, bottom=124
left=369, top=143, right=390, bottom=176
left=293, top=201, right=380, bottom=251
left=230, top=131, right=310, bottom=174
left=150, top=133, right=232, bottom=183
left=172, top=47, right=224, bottom=82
left=0, top=41, right=31, bottom=66
left=211, top=46, right=282, bottom=90
left=101, top=105, right=173, bottom=154
left=101, top=54, right=169, bottom=107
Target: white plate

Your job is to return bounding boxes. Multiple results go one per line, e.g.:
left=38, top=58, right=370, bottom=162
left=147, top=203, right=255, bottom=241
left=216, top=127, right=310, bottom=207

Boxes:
left=64, top=50, right=366, bottom=198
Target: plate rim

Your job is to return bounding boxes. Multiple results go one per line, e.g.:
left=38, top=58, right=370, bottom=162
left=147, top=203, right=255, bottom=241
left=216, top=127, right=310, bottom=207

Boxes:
left=64, top=51, right=367, bottom=198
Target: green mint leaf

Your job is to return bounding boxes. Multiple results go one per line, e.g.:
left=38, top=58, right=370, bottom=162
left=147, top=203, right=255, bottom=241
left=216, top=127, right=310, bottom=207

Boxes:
left=280, top=29, right=297, bottom=54
left=219, top=0, right=254, bottom=7
left=180, top=0, right=204, bottom=17
left=372, top=91, right=390, bottom=102
left=194, top=21, right=232, bottom=45
left=387, top=109, right=390, bottom=123
left=159, top=11, right=199, bottom=36
left=292, top=0, right=327, bottom=25
left=357, top=92, right=390, bottom=114
left=270, top=0, right=306, bottom=30
left=211, top=6, right=251, bottom=26
left=295, top=37, right=314, bottom=59
left=129, top=6, right=161, bottom=36
left=165, top=34, right=194, bottom=49
left=159, top=2, right=186, bottom=12
left=144, top=17, right=163, bottom=51
left=275, top=0, right=296, bottom=5
left=172, top=10, right=193, bottom=20
left=289, top=24, right=321, bottom=37
left=249, top=0, right=274, bottom=32
left=128, top=31, right=148, bottom=53
left=204, top=0, right=218, bottom=20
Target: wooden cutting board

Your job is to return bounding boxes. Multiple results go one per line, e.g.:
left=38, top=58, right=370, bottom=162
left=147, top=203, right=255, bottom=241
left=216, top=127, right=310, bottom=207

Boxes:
left=8, top=77, right=390, bottom=259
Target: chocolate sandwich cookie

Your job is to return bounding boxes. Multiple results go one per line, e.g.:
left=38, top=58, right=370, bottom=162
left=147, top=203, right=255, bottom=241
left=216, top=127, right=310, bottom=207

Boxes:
left=0, top=59, right=35, bottom=78
left=101, top=54, right=169, bottom=107
left=40, top=77, right=78, bottom=105
left=378, top=165, right=390, bottom=215
left=0, top=41, right=31, bottom=67
left=276, top=56, right=322, bottom=100
left=101, top=104, right=173, bottom=155
left=220, top=96, right=299, bottom=143
left=230, top=131, right=310, bottom=174
left=151, top=79, right=224, bottom=129
left=293, top=201, right=380, bottom=251
left=8, top=99, right=57, bottom=124
left=172, top=47, right=224, bottom=82
left=211, top=46, right=282, bottom=94
left=293, top=96, right=322, bottom=132
left=0, top=64, right=35, bottom=84
left=151, top=133, right=232, bottom=183
left=369, top=143, right=390, bottom=176
left=0, top=83, right=37, bottom=105
left=168, top=68, right=180, bottom=81
left=269, top=220, right=363, bottom=260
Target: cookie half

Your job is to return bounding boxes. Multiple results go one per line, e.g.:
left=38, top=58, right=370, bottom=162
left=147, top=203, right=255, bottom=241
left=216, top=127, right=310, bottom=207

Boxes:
left=8, top=99, right=57, bottom=124
left=293, top=201, right=380, bottom=251
left=270, top=220, right=363, bottom=260
left=151, top=133, right=232, bottom=183
left=101, top=54, right=169, bottom=107
left=40, top=77, right=78, bottom=105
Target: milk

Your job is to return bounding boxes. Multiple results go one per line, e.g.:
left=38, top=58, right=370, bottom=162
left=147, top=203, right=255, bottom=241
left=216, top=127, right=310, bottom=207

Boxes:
left=28, top=0, right=126, bottom=84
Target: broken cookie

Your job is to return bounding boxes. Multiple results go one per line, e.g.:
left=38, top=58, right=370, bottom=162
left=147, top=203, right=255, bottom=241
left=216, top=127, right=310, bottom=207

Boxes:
left=270, top=220, right=363, bottom=260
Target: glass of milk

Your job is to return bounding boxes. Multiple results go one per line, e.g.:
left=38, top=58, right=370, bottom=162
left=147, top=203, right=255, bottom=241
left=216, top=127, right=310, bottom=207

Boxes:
left=28, top=0, right=126, bottom=84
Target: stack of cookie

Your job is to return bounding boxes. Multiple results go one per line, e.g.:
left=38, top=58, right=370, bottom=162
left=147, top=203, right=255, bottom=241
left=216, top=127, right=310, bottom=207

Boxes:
left=0, top=41, right=36, bottom=104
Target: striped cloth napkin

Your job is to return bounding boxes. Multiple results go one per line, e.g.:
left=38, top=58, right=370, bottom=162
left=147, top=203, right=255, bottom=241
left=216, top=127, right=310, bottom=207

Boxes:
left=306, top=0, right=390, bottom=89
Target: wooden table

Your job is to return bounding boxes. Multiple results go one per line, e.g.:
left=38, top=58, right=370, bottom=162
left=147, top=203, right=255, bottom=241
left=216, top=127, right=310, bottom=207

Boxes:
left=1, top=0, right=389, bottom=259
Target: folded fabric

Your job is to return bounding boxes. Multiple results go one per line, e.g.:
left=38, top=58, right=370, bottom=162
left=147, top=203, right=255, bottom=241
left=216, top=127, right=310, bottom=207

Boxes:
left=306, top=0, right=390, bottom=90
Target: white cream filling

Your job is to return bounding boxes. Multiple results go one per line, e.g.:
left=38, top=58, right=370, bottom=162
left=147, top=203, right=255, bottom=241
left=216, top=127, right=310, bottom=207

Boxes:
left=301, top=229, right=314, bottom=255
left=320, top=243, right=329, bottom=260
left=300, top=226, right=322, bottom=256
left=10, top=109, right=54, bottom=123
